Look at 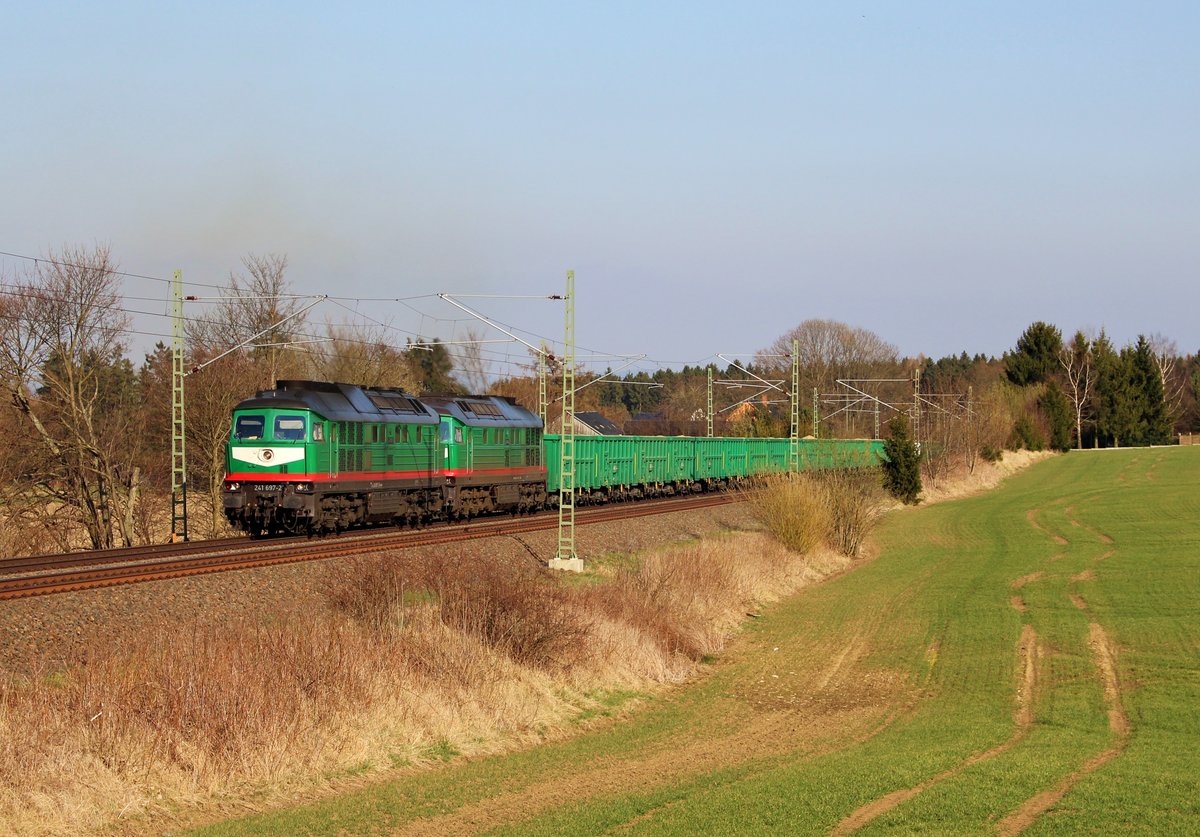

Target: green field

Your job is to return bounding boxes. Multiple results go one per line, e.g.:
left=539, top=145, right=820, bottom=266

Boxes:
left=195, top=447, right=1200, bottom=835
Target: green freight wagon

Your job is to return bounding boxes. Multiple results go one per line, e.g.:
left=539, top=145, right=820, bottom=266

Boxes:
left=544, top=434, right=884, bottom=502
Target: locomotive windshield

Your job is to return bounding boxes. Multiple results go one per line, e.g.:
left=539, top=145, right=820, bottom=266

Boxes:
left=234, top=415, right=265, bottom=440
left=274, top=415, right=307, bottom=441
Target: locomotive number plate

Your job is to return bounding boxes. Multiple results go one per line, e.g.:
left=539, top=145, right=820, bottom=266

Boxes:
left=251, top=483, right=285, bottom=492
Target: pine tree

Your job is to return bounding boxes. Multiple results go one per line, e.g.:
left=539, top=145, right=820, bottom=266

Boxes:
left=1126, top=335, right=1172, bottom=445
left=1005, top=321, right=1063, bottom=386
left=407, top=338, right=464, bottom=394
left=1039, top=382, right=1074, bottom=452
left=1091, top=331, right=1126, bottom=447
left=881, top=413, right=922, bottom=504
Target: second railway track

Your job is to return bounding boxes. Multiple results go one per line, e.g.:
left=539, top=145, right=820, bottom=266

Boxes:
left=0, top=493, right=739, bottom=601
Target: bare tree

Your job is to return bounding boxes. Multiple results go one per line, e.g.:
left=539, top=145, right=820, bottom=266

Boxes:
left=453, top=329, right=491, bottom=394
left=0, top=245, right=142, bottom=549
left=757, top=319, right=899, bottom=437
left=1148, top=333, right=1186, bottom=429
left=0, top=382, right=76, bottom=555
left=758, top=319, right=899, bottom=391
left=307, top=321, right=417, bottom=389
left=660, top=373, right=707, bottom=427
left=1059, top=331, right=1093, bottom=450
left=189, top=253, right=309, bottom=391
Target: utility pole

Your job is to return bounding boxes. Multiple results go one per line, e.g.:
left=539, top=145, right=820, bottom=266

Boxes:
left=170, top=269, right=188, bottom=542
left=707, top=366, right=714, bottom=438
left=913, top=368, right=921, bottom=450
left=967, top=384, right=974, bottom=465
left=789, top=338, right=799, bottom=473
left=551, top=270, right=582, bottom=571
left=538, top=349, right=548, bottom=427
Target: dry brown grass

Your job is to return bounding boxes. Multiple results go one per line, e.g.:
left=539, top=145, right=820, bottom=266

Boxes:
left=744, top=471, right=886, bottom=558
left=815, top=469, right=888, bottom=557
left=742, top=474, right=831, bottom=555
left=0, top=489, right=232, bottom=558
left=0, top=532, right=850, bottom=836
left=920, top=449, right=1054, bottom=504
left=0, top=609, right=572, bottom=834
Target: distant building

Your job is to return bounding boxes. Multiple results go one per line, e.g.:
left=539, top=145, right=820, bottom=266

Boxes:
left=726, top=402, right=757, bottom=423
left=545, top=411, right=624, bottom=436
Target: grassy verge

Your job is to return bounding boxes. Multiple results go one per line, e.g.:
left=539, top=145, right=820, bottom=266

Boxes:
left=0, top=505, right=846, bottom=835
left=191, top=447, right=1200, bottom=835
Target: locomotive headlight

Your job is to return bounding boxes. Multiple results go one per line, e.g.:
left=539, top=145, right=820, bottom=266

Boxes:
left=224, top=481, right=240, bottom=491
left=296, top=482, right=312, bottom=492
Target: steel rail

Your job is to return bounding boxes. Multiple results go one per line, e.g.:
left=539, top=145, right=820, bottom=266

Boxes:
left=0, top=536, right=254, bottom=576
left=0, top=494, right=738, bottom=601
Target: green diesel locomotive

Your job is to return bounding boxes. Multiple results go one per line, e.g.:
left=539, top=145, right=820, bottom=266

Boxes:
left=222, top=380, right=883, bottom=536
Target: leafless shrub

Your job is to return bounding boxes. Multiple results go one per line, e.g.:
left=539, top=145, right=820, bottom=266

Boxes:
left=326, top=555, right=413, bottom=633
left=582, top=546, right=745, bottom=660
left=812, top=469, right=886, bottom=557
left=327, top=552, right=591, bottom=670
left=741, top=474, right=830, bottom=555
left=427, top=556, right=591, bottom=670
left=743, top=471, right=883, bottom=558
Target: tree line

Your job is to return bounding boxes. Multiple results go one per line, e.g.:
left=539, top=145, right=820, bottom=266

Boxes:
left=0, top=244, right=1194, bottom=553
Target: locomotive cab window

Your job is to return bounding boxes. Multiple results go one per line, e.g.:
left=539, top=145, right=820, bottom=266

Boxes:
left=274, top=415, right=307, bottom=441
left=235, top=415, right=265, bottom=440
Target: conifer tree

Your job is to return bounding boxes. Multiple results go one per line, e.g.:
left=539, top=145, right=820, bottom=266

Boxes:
left=1091, top=331, right=1126, bottom=447
left=1005, top=321, right=1063, bottom=386
left=1126, top=335, right=1172, bottom=445
left=407, top=338, right=464, bottom=394
left=881, top=413, right=922, bottom=504
left=1039, top=382, right=1074, bottom=452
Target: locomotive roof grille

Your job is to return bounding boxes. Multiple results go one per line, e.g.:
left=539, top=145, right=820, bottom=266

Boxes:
left=233, top=380, right=441, bottom=424
left=457, top=400, right=504, bottom=419
left=367, top=393, right=425, bottom=414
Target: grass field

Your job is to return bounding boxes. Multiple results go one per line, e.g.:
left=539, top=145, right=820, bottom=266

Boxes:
left=192, top=447, right=1200, bottom=835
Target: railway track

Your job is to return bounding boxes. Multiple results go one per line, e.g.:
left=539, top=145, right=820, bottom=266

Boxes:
left=0, top=493, right=739, bottom=601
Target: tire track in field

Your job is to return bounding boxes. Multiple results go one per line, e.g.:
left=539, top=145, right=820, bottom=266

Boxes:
left=598, top=634, right=948, bottom=837
left=1063, top=505, right=1115, bottom=545
left=996, top=507, right=1129, bottom=835
left=995, top=623, right=1128, bottom=836
left=830, top=625, right=1040, bottom=835
left=395, top=699, right=908, bottom=837
left=1024, top=509, right=1068, bottom=545
left=1008, top=571, right=1042, bottom=614
left=1145, top=452, right=1165, bottom=481
left=398, top=593, right=939, bottom=836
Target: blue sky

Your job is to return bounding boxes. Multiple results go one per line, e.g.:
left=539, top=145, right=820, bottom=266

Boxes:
left=3, top=2, right=1196, bottom=379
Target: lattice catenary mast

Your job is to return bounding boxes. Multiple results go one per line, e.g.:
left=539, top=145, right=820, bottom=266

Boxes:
left=550, top=270, right=583, bottom=571
left=538, top=349, right=548, bottom=427
left=707, top=366, right=714, bottom=438
left=789, top=338, right=799, bottom=473
left=170, top=269, right=189, bottom=542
